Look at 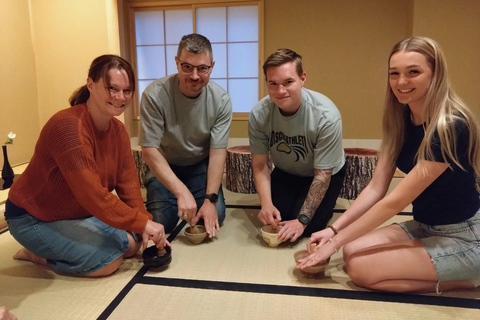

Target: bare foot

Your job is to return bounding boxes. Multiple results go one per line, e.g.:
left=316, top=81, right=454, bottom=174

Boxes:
left=13, top=248, right=48, bottom=265
left=0, top=306, right=18, bottom=320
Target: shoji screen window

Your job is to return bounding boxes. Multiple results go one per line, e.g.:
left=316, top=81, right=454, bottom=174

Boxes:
left=131, top=1, right=263, bottom=118
left=134, top=9, right=193, bottom=110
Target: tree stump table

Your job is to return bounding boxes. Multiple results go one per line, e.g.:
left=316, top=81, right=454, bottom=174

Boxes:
left=339, top=148, right=378, bottom=200
left=226, top=145, right=272, bottom=194
left=132, top=148, right=147, bottom=187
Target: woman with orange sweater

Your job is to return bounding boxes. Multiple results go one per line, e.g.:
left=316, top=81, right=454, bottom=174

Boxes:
left=5, top=55, right=168, bottom=277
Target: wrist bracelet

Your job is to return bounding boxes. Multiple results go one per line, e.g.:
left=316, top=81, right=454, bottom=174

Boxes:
left=328, top=238, right=338, bottom=253
left=327, top=225, right=339, bottom=235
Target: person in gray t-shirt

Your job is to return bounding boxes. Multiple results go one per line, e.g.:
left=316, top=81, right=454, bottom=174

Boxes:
left=249, top=49, right=346, bottom=243
left=139, top=34, right=232, bottom=238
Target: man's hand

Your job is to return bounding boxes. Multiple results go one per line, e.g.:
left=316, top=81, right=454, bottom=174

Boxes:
left=278, top=219, right=305, bottom=242
left=176, top=190, right=197, bottom=222
left=192, top=200, right=219, bottom=238
left=258, top=204, right=282, bottom=229
left=142, top=147, right=197, bottom=222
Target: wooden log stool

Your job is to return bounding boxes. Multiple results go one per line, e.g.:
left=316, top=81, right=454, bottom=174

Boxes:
left=226, top=145, right=272, bottom=194
left=132, top=148, right=147, bottom=187
left=339, top=148, right=378, bottom=200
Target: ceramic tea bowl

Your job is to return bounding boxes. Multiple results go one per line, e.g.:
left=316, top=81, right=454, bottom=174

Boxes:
left=185, top=225, right=208, bottom=244
left=260, top=225, right=282, bottom=247
left=142, top=245, right=172, bottom=268
left=293, top=249, right=330, bottom=275
left=293, top=250, right=330, bottom=275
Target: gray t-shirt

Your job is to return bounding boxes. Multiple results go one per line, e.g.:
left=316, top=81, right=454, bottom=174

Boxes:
left=139, top=74, right=232, bottom=166
left=249, top=88, right=345, bottom=176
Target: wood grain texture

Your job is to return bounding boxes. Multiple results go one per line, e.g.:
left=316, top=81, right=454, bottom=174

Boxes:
left=226, top=146, right=272, bottom=194
left=339, top=148, right=378, bottom=200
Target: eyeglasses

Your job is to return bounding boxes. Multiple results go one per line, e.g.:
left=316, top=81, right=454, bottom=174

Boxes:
left=178, top=60, right=212, bottom=74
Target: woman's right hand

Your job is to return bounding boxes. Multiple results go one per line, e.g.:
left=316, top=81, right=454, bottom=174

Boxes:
left=307, top=227, right=336, bottom=253
left=142, top=220, right=170, bottom=250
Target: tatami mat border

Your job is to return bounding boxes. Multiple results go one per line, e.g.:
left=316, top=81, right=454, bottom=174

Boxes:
left=97, top=266, right=149, bottom=320
left=138, top=277, right=480, bottom=310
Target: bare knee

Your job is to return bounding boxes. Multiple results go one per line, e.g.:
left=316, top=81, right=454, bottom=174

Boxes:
left=343, top=238, right=369, bottom=261
left=85, top=257, right=123, bottom=277
left=345, top=254, right=375, bottom=289
left=342, top=242, right=356, bottom=261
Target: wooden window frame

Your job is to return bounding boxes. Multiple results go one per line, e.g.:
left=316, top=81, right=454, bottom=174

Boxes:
left=122, top=0, right=265, bottom=122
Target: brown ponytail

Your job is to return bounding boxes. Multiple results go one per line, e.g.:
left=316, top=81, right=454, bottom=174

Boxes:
left=69, top=85, right=90, bottom=106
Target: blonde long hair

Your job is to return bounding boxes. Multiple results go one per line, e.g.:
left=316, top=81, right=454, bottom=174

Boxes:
left=380, top=36, right=480, bottom=176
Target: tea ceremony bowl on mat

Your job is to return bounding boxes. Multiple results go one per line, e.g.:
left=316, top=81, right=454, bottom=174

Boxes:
left=260, top=225, right=282, bottom=247
left=184, top=225, right=208, bottom=244
left=142, top=245, right=172, bottom=268
left=293, top=249, right=330, bottom=275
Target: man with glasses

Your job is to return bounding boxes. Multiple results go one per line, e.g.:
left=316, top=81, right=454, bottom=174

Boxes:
left=139, top=33, right=232, bottom=239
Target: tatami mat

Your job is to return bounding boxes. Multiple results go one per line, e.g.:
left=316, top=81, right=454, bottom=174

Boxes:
left=146, top=209, right=358, bottom=290
left=145, top=209, right=480, bottom=300
left=0, top=234, right=144, bottom=320
left=1, top=188, right=478, bottom=319
left=107, top=283, right=478, bottom=320
left=145, top=208, right=407, bottom=290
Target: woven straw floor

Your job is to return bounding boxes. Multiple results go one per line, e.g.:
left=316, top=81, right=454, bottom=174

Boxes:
left=1, top=186, right=479, bottom=319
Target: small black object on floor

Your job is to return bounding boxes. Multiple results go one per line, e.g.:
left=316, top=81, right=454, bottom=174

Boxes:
left=142, top=245, right=172, bottom=268
left=142, top=219, right=187, bottom=268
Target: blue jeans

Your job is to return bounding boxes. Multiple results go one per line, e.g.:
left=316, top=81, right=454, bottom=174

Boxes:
left=5, top=199, right=132, bottom=276
left=144, top=157, right=226, bottom=233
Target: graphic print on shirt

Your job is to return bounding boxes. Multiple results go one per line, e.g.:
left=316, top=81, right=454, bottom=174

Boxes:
left=269, top=131, right=308, bottom=161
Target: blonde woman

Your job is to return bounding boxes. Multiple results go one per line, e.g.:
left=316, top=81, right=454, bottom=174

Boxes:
left=299, top=37, right=480, bottom=293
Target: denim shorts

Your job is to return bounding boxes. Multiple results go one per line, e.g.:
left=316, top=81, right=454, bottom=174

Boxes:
left=5, top=200, right=133, bottom=276
left=397, top=208, right=480, bottom=282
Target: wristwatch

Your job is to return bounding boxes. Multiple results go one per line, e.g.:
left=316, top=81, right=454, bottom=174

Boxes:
left=205, top=193, right=219, bottom=203
left=297, top=214, right=310, bottom=226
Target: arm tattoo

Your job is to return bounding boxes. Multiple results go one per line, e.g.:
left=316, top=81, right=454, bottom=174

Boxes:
left=299, top=168, right=333, bottom=219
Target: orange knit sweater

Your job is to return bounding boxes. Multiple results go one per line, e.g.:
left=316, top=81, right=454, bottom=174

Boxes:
left=8, top=104, right=152, bottom=234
